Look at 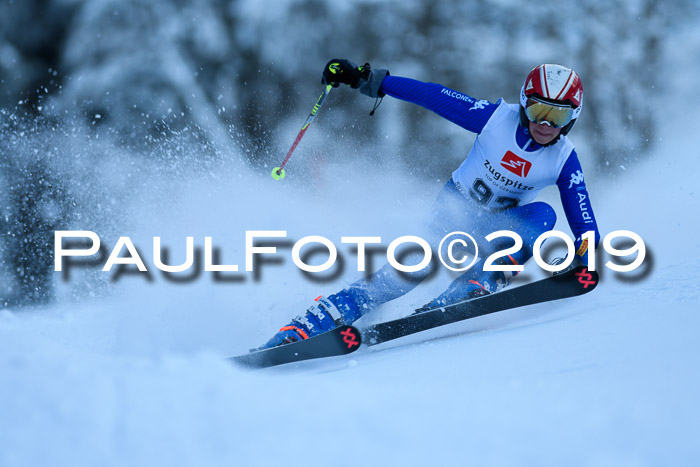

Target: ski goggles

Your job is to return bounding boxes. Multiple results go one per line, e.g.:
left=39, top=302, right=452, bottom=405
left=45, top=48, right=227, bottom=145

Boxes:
left=524, top=97, right=575, bottom=128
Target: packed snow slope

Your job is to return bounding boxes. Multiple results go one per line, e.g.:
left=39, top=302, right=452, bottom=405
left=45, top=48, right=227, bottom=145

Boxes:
left=2, top=95, right=700, bottom=467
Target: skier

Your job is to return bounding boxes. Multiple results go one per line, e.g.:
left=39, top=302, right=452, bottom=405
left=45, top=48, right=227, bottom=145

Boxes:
left=259, top=60, right=600, bottom=349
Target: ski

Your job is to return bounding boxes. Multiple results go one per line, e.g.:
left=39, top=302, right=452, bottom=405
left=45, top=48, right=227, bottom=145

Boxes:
left=231, top=266, right=598, bottom=369
left=362, top=265, right=599, bottom=346
left=231, top=324, right=362, bottom=369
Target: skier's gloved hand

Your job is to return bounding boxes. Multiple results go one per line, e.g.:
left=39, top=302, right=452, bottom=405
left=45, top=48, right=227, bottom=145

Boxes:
left=321, top=58, right=390, bottom=98
left=322, top=59, right=366, bottom=88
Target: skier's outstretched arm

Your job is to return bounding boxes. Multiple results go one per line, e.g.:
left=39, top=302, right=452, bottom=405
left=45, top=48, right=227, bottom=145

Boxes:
left=321, top=59, right=497, bottom=133
left=379, top=76, right=497, bottom=133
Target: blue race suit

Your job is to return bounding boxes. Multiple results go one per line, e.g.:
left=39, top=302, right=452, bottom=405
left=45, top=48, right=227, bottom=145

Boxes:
left=326, top=75, right=601, bottom=321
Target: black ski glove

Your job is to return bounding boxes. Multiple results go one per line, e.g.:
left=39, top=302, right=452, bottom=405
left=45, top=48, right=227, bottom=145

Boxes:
left=322, top=59, right=369, bottom=88
left=322, top=59, right=390, bottom=98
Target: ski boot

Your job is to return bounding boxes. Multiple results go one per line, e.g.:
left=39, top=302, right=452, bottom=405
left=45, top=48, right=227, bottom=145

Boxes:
left=260, top=296, right=343, bottom=349
left=259, top=289, right=370, bottom=349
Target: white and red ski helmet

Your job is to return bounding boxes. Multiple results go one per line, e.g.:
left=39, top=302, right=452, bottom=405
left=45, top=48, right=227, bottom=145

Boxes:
left=519, top=64, right=583, bottom=136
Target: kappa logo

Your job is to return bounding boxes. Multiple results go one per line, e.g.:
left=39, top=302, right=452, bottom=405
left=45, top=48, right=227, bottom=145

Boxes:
left=568, top=170, right=585, bottom=188
left=500, top=151, right=532, bottom=178
left=469, top=99, right=490, bottom=111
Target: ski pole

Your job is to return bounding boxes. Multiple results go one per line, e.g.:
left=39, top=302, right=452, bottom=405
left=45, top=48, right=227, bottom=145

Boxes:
left=271, top=84, right=333, bottom=180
